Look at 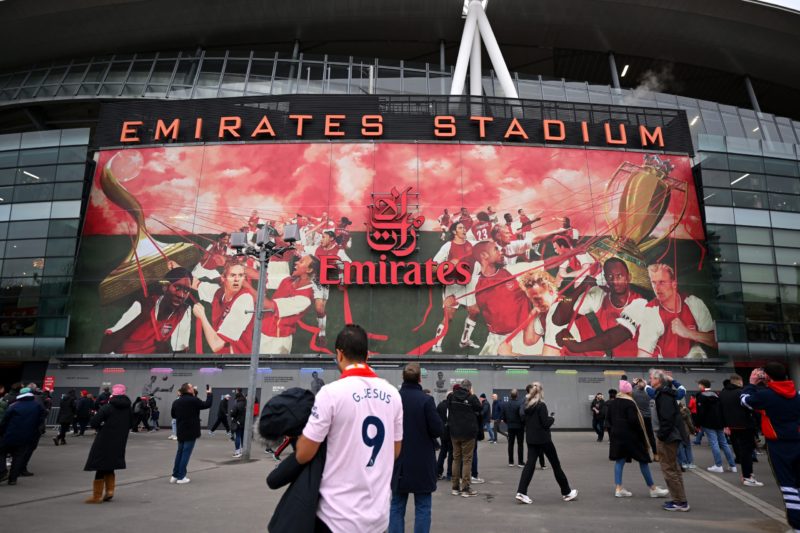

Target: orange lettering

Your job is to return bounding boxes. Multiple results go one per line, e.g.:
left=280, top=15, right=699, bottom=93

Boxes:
left=503, top=118, right=529, bottom=140
left=218, top=116, right=242, bottom=138
left=155, top=119, right=180, bottom=141
left=325, top=114, right=346, bottom=137
left=251, top=116, right=276, bottom=138
left=434, top=116, right=456, bottom=138
left=120, top=121, right=143, bottom=143
left=604, top=123, right=627, bottom=145
left=194, top=118, right=203, bottom=140
left=470, top=116, right=493, bottom=138
left=639, top=125, right=664, bottom=147
left=581, top=121, right=590, bottom=143
left=543, top=120, right=565, bottom=141
left=289, top=114, right=312, bottom=137
left=361, top=115, right=383, bottom=137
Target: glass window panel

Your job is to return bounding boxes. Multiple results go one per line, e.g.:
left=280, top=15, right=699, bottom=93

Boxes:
left=38, top=297, right=68, bottom=315
left=781, top=285, right=800, bottom=304
left=541, top=81, right=566, bottom=101
left=764, top=158, right=800, bottom=178
left=732, top=190, right=767, bottom=209
left=701, top=188, right=731, bottom=206
left=220, top=60, right=248, bottom=92
left=733, top=208, right=771, bottom=227
left=144, top=85, right=168, bottom=97
left=12, top=183, right=54, bottom=203
left=716, top=322, right=746, bottom=342
left=727, top=154, right=764, bottom=173
left=0, top=222, right=7, bottom=240
left=18, top=148, right=59, bottom=166
left=20, top=130, right=61, bottom=149
left=699, top=152, right=728, bottom=170
left=715, top=262, right=740, bottom=282
left=82, top=63, right=108, bottom=83
left=773, top=229, right=800, bottom=248
left=36, top=317, right=69, bottom=337
left=97, top=84, right=122, bottom=97
left=706, top=224, right=736, bottom=243
left=196, top=59, right=223, bottom=88
left=0, top=186, right=12, bottom=202
left=50, top=200, right=81, bottom=219
left=47, top=219, right=79, bottom=238
left=45, top=238, right=76, bottom=257
left=120, top=84, right=144, bottom=96
left=783, top=304, right=800, bottom=323
left=53, top=182, right=83, bottom=200
left=709, top=242, right=738, bottom=263
left=746, top=320, right=785, bottom=341
left=775, top=248, right=800, bottom=266
left=4, top=239, right=46, bottom=258
left=742, top=283, right=778, bottom=302
left=43, top=257, right=73, bottom=277
left=56, top=85, right=80, bottom=97
left=55, top=164, right=85, bottom=182
left=715, top=302, right=745, bottom=321
left=10, top=202, right=51, bottom=221
left=767, top=176, right=800, bottom=195
left=704, top=206, right=734, bottom=224
left=103, top=63, right=131, bottom=84
left=736, top=226, right=771, bottom=245
left=148, top=60, right=177, bottom=84
left=769, top=193, right=800, bottom=212
left=740, top=264, right=776, bottom=283
left=778, top=266, right=800, bottom=285
left=701, top=169, right=732, bottom=188
left=2, top=257, right=44, bottom=278
left=59, top=128, right=90, bottom=147
left=0, top=169, right=15, bottom=185
left=0, top=133, right=21, bottom=152
left=39, top=277, right=71, bottom=297
left=0, top=205, right=10, bottom=221
left=8, top=220, right=48, bottom=239
left=729, top=172, right=765, bottom=190
left=15, top=165, right=56, bottom=184
left=738, top=245, right=773, bottom=264
left=700, top=110, right=725, bottom=136
left=715, top=282, right=742, bottom=301
left=720, top=111, right=744, bottom=137
left=58, top=146, right=87, bottom=164
left=771, top=211, right=800, bottom=230
left=0, top=152, right=18, bottom=169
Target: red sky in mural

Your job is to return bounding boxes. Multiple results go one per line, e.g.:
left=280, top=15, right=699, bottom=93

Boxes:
left=84, top=143, right=703, bottom=241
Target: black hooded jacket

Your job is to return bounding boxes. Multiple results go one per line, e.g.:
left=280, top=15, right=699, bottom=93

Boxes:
left=654, top=386, right=685, bottom=443
left=446, top=387, right=481, bottom=440
left=719, top=382, right=755, bottom=430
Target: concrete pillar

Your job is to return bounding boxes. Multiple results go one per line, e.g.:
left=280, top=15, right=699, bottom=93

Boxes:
left=608, top=52, right=621, bottom=91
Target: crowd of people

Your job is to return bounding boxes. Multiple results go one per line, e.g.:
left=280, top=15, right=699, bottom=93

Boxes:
left=1, top=345, right=798, bottom=532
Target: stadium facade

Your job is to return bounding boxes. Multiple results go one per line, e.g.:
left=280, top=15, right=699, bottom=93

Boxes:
left=0, top=0, right=799, bottom=425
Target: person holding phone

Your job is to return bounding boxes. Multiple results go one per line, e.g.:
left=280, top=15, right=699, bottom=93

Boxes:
left=169, top=383, right=213, bottom=484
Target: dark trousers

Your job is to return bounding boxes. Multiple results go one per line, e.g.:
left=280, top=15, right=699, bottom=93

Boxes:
left=20, top=433, right=40, bottom=472
left=0, top=443, right=30, bottom=482
left=210, top=415, right=230, bottom=432
left=643, top=417, right=657, bottom=453
left=731, top=428, right=756, bottom=479
left=765, top=439, right=800, bottom=529
left=436, top=433, right=453, bottom=477
left=517, top=442, right=571, bottom=496
left=493, top=420, right=507, bottom=439
left=57, top=423, right=70, bottom=441
left=592, top=418, right=604, bottom=441
left=76, top=417, right=90, bottom=435
left=507, top=428, right=524, bottom=465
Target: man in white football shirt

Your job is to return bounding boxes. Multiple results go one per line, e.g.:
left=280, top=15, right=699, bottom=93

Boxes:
left=296, top=324, right=403, bottom=533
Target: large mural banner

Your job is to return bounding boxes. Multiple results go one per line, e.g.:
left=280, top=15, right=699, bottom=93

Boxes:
left=68, top=143, right=721, bottom=360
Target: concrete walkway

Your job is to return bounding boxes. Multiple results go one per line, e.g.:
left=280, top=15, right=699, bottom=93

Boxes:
left=1, top=430, right=789, bottom=532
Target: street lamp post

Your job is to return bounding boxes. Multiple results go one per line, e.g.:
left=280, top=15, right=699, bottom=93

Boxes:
left=230, top=224, right=297, bottom=460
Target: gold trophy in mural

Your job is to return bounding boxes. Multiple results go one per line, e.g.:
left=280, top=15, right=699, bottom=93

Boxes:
left=98, top=151, right=199, bottom=305
left=588, top=154, right=688, bottom=289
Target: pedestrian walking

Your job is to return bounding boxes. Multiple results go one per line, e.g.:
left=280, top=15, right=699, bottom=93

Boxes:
left=389, top=363, right=443, bottom=533
left=650, top=370, right=690, bottom=512
left=83, top=384, right=133, bottom=503
left=447, top=380, right=482, bottom=497
left=229, top=391, right=247, bottom=458
left=676, top=400, right=697, bottom=470
left=0, top=387, right=45, bottom=485
left=503, top=389, right=525, bottom=467
left=632, top=379, right=658, bottom=455
left=515, top=382, right=578, bottom=504
left=75, top=391, right=93, bottom=436
left=490, top=393, right=505, bottom=443
left=480, top=393, right=494, bottom=444
left=435, top=392, right=453, bottom=480
left=606, top=379, right=669, bottom=499
left=590, top=393, right=605, bottom=442
left=741, top=363, right=800, bottom=530
left=295, top=324, right=403, bottom=532
left=719, top=374, right=763, bottom=486
left=54, top=389, right=77, bottom=445
left=170, top=383, right=213, bottom=484
left=209, top=394, right=231, bottom=436
left=149, top=397, right=160, bottom=430
left=695, top=379, right=737, bottom=473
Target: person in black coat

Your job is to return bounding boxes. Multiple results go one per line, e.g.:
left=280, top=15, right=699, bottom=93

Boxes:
left=209, top=394, right=231, bottom=435
left=54, top=389, right=77, bottom=445
left=435, top=393, right=453, bottom=479
left=590, top=393, right=606, bottom=442
left=502, top=389, right=524, bottom=466
left=389, top=363, right=443, bottom=533
left=515, top=382, right=578, bottom=504
left=0, top=387, right=46, bottom=485
left=719, top=374, right=762, bottom=486
left=607, top=380, right=669, bottom=498
left=75, top=391, right=94, bottom=436
left=229, top=392, right=247, bottom=458
left=170, top=383, right=213, bottom=483
left=83, top=384, right=133, bottom=503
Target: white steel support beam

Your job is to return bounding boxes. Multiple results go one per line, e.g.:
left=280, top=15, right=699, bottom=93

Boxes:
left=450, top=1, right=480, bottom=97
left=470, top=29, right=482, bottom=96
left=474, top=6, right=518, bottom=98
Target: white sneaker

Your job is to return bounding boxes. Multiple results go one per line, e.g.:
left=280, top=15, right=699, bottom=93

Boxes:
left=208, top=431, right=214, bottom=436
left=728, top=465, right=738, bottom=473
left=169, top=476, right=177, bottom=484
left=470, top=477, right=485, bottom=484
left=233, top=452, right=243, bottom=458
left=707, top=465, right=724, bottom=473
left=649, top=487, right=669, bottom=498
left=518, top=464, right=525, bottom=468
left=516, top=492, right=533, bottom=504
left=459, top=340, right=480, bottom=349
left=686, top=463, right=697, bottom=470
left=743, top=477, right=764, bottom=487
left=508, top=463, right=515, bottom=467
left=615, top=489, right=633, bottom=498
left=431, top=345, right=442, bottom=353
left=562, top=489, right=578, bottom=501
left=176, top=477, right=191, bottom=484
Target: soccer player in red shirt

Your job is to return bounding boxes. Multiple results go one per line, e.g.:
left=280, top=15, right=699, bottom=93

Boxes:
left=334, top=216, right=353, bottom=249
left=193, top=261, right=255, bottom=354
left=101, top=267, right=194, bottom=354
left=470, top=211, right=493, bottom=242
left=260, top=255, right=319, bottom=354
left=310, top=230, right=351, bottom=345
left=437, top=209, right=452, bottom=241
left=458, top=207, right=474, bottom=233
left=431, top=221, right=481, bottom=352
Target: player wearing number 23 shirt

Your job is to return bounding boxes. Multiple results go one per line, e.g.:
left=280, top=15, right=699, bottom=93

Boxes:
left=296, top=325, right=403, bottom=533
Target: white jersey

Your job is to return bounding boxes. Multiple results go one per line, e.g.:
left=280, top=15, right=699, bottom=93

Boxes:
left=303, top=366, right=403, bottom=533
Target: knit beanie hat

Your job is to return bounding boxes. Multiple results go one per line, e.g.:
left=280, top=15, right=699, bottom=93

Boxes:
left=618, top=380, right=633, bottom=394
left=112, top=384, right=127, bottom=396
